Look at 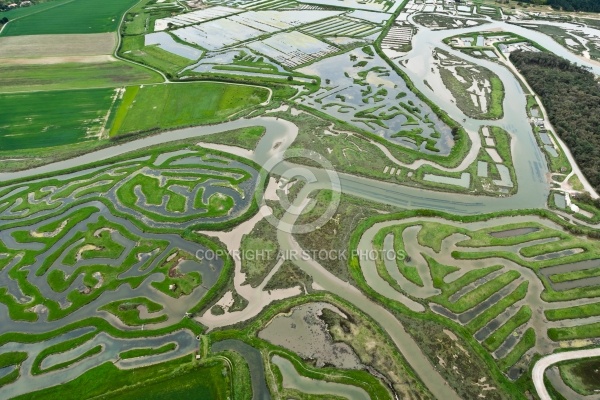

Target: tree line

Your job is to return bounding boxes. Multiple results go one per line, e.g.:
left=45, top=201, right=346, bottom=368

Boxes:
left=519, top=0, right=600, bottom=12
left=548, top=0, right=600, bottom=12
left=510, top=50, right=600, bottom=193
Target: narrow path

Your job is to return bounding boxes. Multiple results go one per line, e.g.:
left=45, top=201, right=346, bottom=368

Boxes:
left=532, top=348, right=600, bottom=400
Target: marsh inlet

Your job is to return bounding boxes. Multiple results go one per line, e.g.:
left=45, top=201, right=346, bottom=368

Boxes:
left=489, top=227, right=540, bottom=238
left=211, top=339, right=271, bottom=400
left=541, top=259, right=600, bottom=276
left=541, top=259, right=600, bottom=291
left=258, top=302, right=362, bottom=369
left=272, top=355, right=370, bottom=400
left=533, top=248, right=582, bottom=261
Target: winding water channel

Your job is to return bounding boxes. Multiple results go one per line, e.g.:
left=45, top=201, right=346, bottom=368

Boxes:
left=3, top=9, right=600, bottom=399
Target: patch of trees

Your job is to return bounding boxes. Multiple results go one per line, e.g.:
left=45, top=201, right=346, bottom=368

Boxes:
left=519, top=0, right=600, bottom=12
left=548, top=0, right=600, bottom=12
left=510, top=50, right=600, bottom=193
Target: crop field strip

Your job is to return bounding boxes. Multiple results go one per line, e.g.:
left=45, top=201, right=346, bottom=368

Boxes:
left=0, top=80, right=268, bottom=153
left=0, top=59, right=163, bottom=93
left=381, top=25, right=414, bottom=50
left=0, top=88, right=118, bottom=151
left=0, top=0, right=141, bottom=36
left=0, top=144, right=264, bottom=395
left=152, top=6, right=242, bottom=31
left=0, top=33, right=117, bottom=59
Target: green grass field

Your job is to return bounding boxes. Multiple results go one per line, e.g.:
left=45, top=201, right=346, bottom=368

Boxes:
left=111, top=82, right=269, bottom=136
left=1, top=0, right=139, bottom=36
left=0, top=88, right=116, bottom=151
left=120, top=35, right=194, bottom=78
left=0, top=0, right=73, bottom=21
left=110, top=360, right=228, bottom=400
left=15, top=357, right=229, bottom=400
left=0, top=61, right=162, bottom=92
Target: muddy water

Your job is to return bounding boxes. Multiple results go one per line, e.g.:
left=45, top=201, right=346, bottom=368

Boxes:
left=272, top=355, right=370, bottom=400
left=0, top=117, right=297, bottom=183
left=533, top=248, right=582, bottom=261
left=475, top=302, right=522, bottom=341
left=259, top=302, right=362, bottom=369
left=212, top=339, right=271, bottom=400
left=540, top=259, right=600, bottom=290
left=278, top=199, right=461, bottom=400
left=546, top=366, right=599, bottom=400
left=355, top=214, right=574, bottom=360
left=489, top=227, right=540, bottom=238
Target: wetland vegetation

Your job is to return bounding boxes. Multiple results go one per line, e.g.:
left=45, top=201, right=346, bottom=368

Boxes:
left=3, top=0, right=600, bottom=399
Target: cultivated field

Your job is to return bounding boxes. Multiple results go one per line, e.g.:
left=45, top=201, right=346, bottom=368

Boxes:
left=0, top=88, right=116, bottom=150
left=0, top=62, right=162, bottom=92
left=1, top=0, right=139, bottom=36
left=110, top=82, right=269, bottom=136
left=0, top=33, right=116, bottom=58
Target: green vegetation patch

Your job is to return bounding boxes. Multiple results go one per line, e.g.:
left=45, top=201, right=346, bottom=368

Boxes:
left=110, top=82, right=269, bottom=136
left=111, top=359, right=228, bottom=400
left=497, top=328, right=535, bottom=372
left=240, top=219, right=279, bottom=288
left=559, top=356, right=600, bottom=395
left=199, top=126, right=266, bottom=151
left=483, top=306, right=531, bottom=352
left=2, top=0, right=139, bottom=36
left=151, top=250, right=202, bottom=298
left=17, top=356, right=228, bottom=400
left=546, top=301, right=600, bottom=321
left=264, top=261, right=313, bottom=291
left=0, top=88, right=115, bottom=151
left=0, top=62, right=162, bottom=93
left=511, top=50, right=600, bottom=193
left=120, top=342, right=176, bottom=360
left=119, top=35, right=195, bottom=78
left=0, top=351, right=27, bottom=369
left=436, top=49, right=504, bottom=119
left=100, top=297, right=167, bottom=326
